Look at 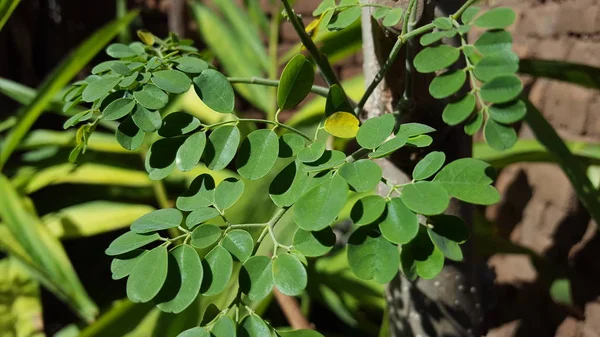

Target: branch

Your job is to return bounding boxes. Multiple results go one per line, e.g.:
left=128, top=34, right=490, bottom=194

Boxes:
left=279, top=0, right=340, bottom=88
left=273, top=288, right=314, bottom=330
left=227, top=77, right=329, bottom=97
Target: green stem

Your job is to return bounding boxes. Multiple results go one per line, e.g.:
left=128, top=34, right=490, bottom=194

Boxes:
left=279, top=0, right=340, bottom=88
left=451, top=0, right=480, bottom=20
left=204, top=118, right=313, bottom=142
left=227, top=77, right=329, bottom=97
left=346, top=147, right=371, bottom=163
left=402, top=0, right=419, bottom=103
left=268, top=3, right=282, bottom=120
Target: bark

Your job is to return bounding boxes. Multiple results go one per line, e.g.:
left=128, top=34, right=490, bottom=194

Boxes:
left=361, top=1, right=488, bottom=336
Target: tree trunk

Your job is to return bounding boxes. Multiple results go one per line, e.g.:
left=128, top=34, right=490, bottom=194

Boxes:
left=361, top=1, right=488, bottom=336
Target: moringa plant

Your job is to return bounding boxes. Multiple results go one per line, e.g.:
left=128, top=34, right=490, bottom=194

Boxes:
left=62, top=0, right=522, bottom=335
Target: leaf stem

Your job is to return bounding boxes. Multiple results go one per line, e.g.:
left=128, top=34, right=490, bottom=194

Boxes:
left=451, top=0, right=480, bottom=20
left=346, top=147, right=371, bottom=163
left=204, top=118, right=312, bottom=142
left=279, top=0, right=340, bottom=88
left=227, top=77, right=329, bottom=97
left=268, top=3, right=282, bottom=120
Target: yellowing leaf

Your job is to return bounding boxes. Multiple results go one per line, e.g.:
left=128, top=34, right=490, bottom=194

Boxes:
left=137, top=30, right=155, bottom=45
left=305, top=15, right=323, bottom=38
left=324, top=112, right=360, bottom=138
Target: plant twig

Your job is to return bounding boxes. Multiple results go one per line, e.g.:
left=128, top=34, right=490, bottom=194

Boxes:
left=227, top=77, right=329, bottom=97
left=279, top=0, right=340, bottom=88
left=273, top=288, right=314, bottom=330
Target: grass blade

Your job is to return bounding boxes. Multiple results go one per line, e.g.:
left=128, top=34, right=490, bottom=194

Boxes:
left=519, top=59, right=600, bottom=90
left=524, top=99, right=600, bottom=226
left=0, top=174, right=98, bottom=321
left=474, top=139, right=600, bottom=168
left=0, top=11, right=138, bottom=170
left=0, top=0, right=20, bottom=32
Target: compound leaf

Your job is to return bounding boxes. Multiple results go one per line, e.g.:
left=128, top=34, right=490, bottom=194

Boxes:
left=356, top=114, right=395, bottom=149
left=433, top=158, right=500, bottom=205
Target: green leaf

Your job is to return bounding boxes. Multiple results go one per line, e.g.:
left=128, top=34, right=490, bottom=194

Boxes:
left=433, top=158, right=500, bottom=205
left=176, top=174, right=216, bottom=211
left=175, top=56, right=209, bottom=74
left=293, top=174, right=349, bottom=231
left=347, top=227, right=399, bottom=284
left=0, top=0, right=21, bottom=32
left=464, top=111, right=483, bottom=135
left=111, top=249, right=148, bottom=280
left=240, top=256, right=274, bottom=301
left=328, top=6, right=361, bottom=30
left=379, top=198, right=418, bottom=244
left=185, top=207, right=220, bottom=229
left=442, top=94, right=475, bottom=126
left=338, top=159, right=382, bottom=192
left=105, top=231, right=161, bottom=256
left=382, top=7, right=404, bottom=27
left=278, top=330, right=325, bottom=337
left=414, top=45, right=460, bottom=73
left=205, top=125, right=241, bottom=171
left=433, top=17, right=453, bottom=30
left=177, top=327, right=210, bottom=337
left=190, top=224, right=222, bottom=249
left=176, top=132, right=206, bottom=172
left=133, top=84, right=169, bottom=110
left=193, top=69, right=235, bottom=113
left=0, top=11, right=138, bottom=169
left=401, top=181, right=449, bottom=215
left=214, top=178, right=244, bottom=211
left=420, top=31, right=446, bottom=46
left=293, top=227, right=336, bottom=257
left=126, top=245, right=168, bottom=303
left=145, top=138, right=183, bottom=180
left=238, top=315, right=270, bottom=337
left=131, top=104, right=162, bottom=132
left=356, top=114, right=395, bottom=149
left=413, top=151, right=446, bottom=180
left=474, top=30, right=512, bottom=56
left=461, top=6, right=480, bottom=24
left=277, top=54, right=315, bottom=110
left=474, top=7, right=516, bottom=29
left=156, top=244, right=203, bottom=313
left=406, top=135, right=433, bottom=148
left=429, top=70, right=466, bottom=99
left=351, top=195, right=386, bottom=226
left=399, top=228, right=444, bottom=280
left=369, top=134, right=409, bottom=158
left=372, top=7, right=390, bottom=20
left=131, top=208, right=183, bottom=234
left=151, top=69, right=192, bottom=94
left=82, top=76, right=121, bottom=102
left=222, top=229, right=254, bottom=262
left=427, top=215, right=469, bottom=261
left=313, top=0, right=334, bottom=16
left=279, top=133, right=306, bottom=158
left=0, top=175, right=98, bottom=321
left=484, top=118, right=517, bottom=151
left=201, top=245, right=233, bottom=296
left=272, top=253, right=307, bottom=296
left=398, top=123, right=436, bottom=137
left=550, top=278, right=572, bottom=306
left=237, top=129, right=279, bottom=180
left=107, top=43, right=137, bottom=58
left=211, top=316, right=236, bottom=337
left=116, top=116, right=145, bottom=151
left=523, top=99, right=600, bottom=225
left=518, top=59, right=600, bottom=90
left=159, top=112, right=201, bottom=137
left=297, top=141, right=326, bottom=163
left=303, top=150, right=346, bottom=172
left=488, top=99, right=526, bottom=124
left=474, top=51, right=519, bottom=82
left=479, top=75, right=522, bottom=104
left=102, top=97, right=135, bottom=120
left=325, top=84, right=353, bottom=116
left=270, top=160, right=310, bottom=207
left=111, top=62, right=132, bottom=75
